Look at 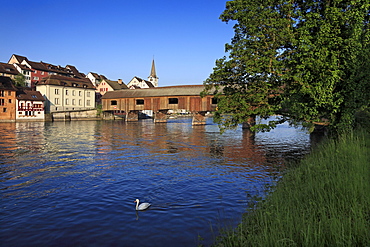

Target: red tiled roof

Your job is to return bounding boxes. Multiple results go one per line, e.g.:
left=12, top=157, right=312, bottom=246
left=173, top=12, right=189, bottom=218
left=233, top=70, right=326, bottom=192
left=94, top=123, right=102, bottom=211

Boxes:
left=0, top=76, right=17, bottom=90
left=16, top=88, right=45, bottom=101
left=36, top=75, right=95, bottom=89
left=0, top=62, right=19, bottom=75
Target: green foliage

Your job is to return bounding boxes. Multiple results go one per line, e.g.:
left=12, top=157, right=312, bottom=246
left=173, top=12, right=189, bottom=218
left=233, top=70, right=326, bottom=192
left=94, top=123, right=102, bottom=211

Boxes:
left=204, top=0, right=370, bottom=134
left=214, top=130, right=370, bottom=246
left=13, top=73, right=27, bottom=87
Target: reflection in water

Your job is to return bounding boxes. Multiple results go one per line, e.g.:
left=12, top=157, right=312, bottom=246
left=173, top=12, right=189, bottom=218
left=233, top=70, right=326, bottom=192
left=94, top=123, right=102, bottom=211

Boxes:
left=0, top=118, right=312, bottom=247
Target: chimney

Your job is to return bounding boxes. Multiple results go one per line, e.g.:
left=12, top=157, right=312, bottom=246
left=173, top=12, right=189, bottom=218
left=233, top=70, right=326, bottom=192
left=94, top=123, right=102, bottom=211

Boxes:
left=118, top=79, right=123, bottom=84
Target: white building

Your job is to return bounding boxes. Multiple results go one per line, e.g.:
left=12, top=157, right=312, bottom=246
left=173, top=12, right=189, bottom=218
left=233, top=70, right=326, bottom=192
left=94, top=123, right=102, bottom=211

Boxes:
left=36, top=75, right=96, bottom=113
left=16, top=89, right=45, bottom=121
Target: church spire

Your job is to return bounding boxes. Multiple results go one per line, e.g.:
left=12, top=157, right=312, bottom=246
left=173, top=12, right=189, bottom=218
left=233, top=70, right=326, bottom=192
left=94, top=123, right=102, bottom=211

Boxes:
left=148, top=58, right=159, bottom=87
left=150, top=59, right=157, bottom=78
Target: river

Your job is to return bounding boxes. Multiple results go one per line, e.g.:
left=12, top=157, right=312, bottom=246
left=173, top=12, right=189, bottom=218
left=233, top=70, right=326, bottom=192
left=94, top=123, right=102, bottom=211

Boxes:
left=1, top=117, right=312, bottom=246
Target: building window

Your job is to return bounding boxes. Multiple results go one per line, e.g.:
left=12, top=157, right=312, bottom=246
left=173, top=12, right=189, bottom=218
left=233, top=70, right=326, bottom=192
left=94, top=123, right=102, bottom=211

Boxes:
left=168, top=98, right=178, bottom=104
left=55, top=89, right=59, bottom=95
left=72, top=99, right=76, bottom=105
left=87, top=100, right=90, bottom=106
left=79, top=91, right=82, bottom=96
left=136, top=99, right=144, bottom=105
left=65, top=90, right=69, bottom=95
left=111, top=100, right=117, bottom=105
left=66, top=99, right=69, bottom=105
left=87, top=92, right=90, bottom=97
left=79, top=99, right=82, bottom=105
left=9, top=99, right=12, bottom=103
left=72, top=90, right=75, bottom=96
left=55, top=98, right=59, bottom=105
left=211, top=98, right=218, bottom=104
left=0, top=99, right=4, bottom=106
left=41, top=71, right=44, bottom=75
left=0, top=90, right=4, bottom=97
left=8, top=91, right=11, bottom=96
left=3, top=108, right=6, bottom=112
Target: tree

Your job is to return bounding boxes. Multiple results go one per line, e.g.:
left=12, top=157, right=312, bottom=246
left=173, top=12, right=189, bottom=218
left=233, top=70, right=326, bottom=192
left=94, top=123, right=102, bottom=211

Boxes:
left=13, top=73, right=27, bottom=87
left=204, top=0, right=370, bottom=134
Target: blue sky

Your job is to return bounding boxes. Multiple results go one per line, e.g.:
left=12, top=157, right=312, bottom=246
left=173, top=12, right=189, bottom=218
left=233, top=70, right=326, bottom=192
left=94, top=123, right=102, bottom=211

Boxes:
left=1, top=0, right=234, bottom=86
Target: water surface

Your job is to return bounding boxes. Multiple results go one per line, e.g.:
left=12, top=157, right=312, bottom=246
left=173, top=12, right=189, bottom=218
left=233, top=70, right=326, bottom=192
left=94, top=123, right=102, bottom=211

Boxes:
left=1, top=118, right=311, bottom=246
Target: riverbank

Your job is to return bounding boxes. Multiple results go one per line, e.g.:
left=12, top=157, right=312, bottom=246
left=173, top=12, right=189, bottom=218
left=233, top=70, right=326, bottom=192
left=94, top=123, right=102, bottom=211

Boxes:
left=214, top=129, right=370, bottom=246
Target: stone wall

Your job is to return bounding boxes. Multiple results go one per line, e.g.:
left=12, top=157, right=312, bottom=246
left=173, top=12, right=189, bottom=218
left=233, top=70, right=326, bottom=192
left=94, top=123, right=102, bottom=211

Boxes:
left=52, top=110, right=101, bottom=121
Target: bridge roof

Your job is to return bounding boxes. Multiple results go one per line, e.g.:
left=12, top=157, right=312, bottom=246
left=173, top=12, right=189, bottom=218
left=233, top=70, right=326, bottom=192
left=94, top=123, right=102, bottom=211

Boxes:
left=102, top=85, right=206, bottom=99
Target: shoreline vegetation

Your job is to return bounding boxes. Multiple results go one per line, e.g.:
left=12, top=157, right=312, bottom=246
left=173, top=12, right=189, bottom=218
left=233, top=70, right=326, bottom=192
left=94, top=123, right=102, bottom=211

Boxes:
left=213, top=126, right=370, bottom=246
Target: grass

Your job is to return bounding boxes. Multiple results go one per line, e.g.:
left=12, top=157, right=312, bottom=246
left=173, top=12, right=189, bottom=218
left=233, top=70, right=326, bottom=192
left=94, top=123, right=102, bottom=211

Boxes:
left=214, top=129, right=370, bottom=246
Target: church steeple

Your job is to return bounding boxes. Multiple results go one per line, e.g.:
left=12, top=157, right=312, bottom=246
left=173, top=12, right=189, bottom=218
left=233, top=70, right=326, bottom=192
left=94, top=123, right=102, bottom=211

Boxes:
left=148, top=58, right=158, bottom=87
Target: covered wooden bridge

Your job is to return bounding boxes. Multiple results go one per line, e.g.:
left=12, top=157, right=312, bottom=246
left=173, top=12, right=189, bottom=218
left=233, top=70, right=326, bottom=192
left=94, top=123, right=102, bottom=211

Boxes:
left=101, top=85, right=217, bottom=124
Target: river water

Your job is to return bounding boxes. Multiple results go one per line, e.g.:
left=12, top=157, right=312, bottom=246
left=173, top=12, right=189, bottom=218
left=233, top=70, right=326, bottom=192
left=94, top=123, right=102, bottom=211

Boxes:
left=1, top=117, right=311, bottom=246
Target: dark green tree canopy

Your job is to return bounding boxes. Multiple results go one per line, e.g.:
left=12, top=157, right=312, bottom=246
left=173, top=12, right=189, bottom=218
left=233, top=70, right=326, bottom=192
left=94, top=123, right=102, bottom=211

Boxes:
left=13, top=73, right=27, bottom=87
left=204, top=0, right=370, bottom=134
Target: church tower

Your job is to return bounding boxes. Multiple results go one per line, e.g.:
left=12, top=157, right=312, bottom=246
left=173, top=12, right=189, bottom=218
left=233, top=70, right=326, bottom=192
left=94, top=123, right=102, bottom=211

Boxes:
left=148, top=59, right=159, bottom=87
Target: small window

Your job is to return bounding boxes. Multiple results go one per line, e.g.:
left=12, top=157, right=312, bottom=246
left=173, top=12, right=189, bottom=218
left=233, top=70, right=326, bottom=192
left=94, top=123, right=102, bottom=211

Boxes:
left=136, top=99, right=144, bottom=105
left=65, top=90, right=69, bottom=95
left=211, top=98, right=218, bottom=104
left=168, top=98, right=178, bottom=104
left=9, top=99, right=12, bottom=103
left=3, top=108, right=6, bottom=112
left=111, top=100, right=117, bottom=105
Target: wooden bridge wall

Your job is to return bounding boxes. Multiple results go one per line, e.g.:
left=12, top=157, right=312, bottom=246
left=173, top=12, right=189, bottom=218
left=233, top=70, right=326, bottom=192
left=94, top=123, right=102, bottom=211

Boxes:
left=102, top=95, right=216, bottom=113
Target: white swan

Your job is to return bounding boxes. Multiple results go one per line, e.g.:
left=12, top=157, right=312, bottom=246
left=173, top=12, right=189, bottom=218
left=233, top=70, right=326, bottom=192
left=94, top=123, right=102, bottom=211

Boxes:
left=134, top=199, right=151, bottom=211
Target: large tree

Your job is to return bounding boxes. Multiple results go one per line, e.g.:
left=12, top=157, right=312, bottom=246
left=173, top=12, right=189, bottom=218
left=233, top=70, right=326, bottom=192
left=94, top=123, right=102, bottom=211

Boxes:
left=204, top=0, right=370, bottom=133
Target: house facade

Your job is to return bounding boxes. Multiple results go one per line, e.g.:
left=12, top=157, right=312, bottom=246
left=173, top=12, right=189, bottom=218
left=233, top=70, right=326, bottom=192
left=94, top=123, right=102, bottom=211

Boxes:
left=86, top=72, right=107, bottom=87
left=36, top=75, right=96, bottom=113
left=13, top=63, right=33, bottom=87
left=97, top=79, right=128, bottom=95
left=0, top=76, right=17, bottom=121
left=16, top=89, right=45, bottom=121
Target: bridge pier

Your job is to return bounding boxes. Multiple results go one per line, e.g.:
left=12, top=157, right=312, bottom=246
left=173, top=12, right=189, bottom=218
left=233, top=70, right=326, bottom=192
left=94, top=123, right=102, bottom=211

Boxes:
left=154, top=110, right=168, bottom=123
left=242, top=115, right=256, bottom=129
left=192, top=111, right=207, bottom=125
left=126, top=110, right=139, bottom=122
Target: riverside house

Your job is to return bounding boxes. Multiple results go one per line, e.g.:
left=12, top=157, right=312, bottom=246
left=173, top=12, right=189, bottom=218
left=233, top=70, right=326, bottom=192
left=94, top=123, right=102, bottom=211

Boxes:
left=36, top=75, right=96, bottom=113
left=16, top=88, right=45, bottom=121
left=0, top=76, right=17, bottom=121
left=8, top=54, right=86, bottom=89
